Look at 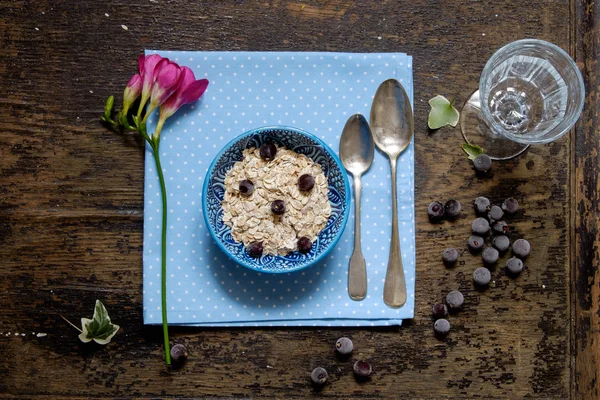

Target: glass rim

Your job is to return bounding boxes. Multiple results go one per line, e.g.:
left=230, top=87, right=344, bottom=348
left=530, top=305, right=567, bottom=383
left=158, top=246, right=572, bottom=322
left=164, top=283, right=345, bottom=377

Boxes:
left=479, top=38, right=585, bottom=144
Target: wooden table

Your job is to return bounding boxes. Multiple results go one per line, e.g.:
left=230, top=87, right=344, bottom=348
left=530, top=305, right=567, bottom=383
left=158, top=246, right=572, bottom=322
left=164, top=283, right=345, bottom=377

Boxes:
left=1, top=1, right=598, bottom=398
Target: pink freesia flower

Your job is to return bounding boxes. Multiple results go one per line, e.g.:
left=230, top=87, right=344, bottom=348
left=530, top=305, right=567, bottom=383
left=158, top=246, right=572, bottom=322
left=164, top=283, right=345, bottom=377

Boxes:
left=136, top=54, right=164, bottom=115
left=153, top=67, right=209, bottom=138
left=138, top=55, right=163, bottom=94
left=159, top=67, right=209, bottom=120
left=147, top=59, right=183, bottom=113
left=121, top=73, right=142, bottom=114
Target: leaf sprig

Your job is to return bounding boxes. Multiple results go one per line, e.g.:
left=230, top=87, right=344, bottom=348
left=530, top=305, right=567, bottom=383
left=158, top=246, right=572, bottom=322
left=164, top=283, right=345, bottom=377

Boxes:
left=461, top=143, right=485, bottom=161
left=427, top=95, right=460, bottom=130
left=61, top=300, right=119, bottom=345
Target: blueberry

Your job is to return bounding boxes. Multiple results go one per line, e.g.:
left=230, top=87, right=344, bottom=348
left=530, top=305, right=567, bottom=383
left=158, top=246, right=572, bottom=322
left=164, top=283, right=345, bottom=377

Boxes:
left=432, top=303, right=448, bottom=319
left=246, top=241, right=264, bottom=258
left=502, top=198, right=519, bottom=214
left=512, top=239, right=531, bottom=258
left=259, top=143, right=277, bottom=161
left=492, top=220, right=509, bottom=235
left=298, top=174, right=315, bottom=191
left=271, top=200, right=286, bottom=215
left=446, top=290, right=464, bottom=309
left=170, top=344, right=188, bottom=363
left=488, top=205, right=504, bottom=222
left=311, top=367, right=328, bottom=386
left=473, top=153, right=492, bottom=172
left=444, top=199, right=462, bottom=219
left=468, top=235, right=485, bottom=251
left=353, top=360, right=372, bottom=378
left=492, top=235, right=511, bottom=252
left=472, top=217, right=490, bottom=235
left=442, top=248, right=459, bottom=266
left=482, top=247, right=499, bottom=265
left=428, top=201, right=445, bottom=221
left=335, top=337, right=353, bottom=356
left=474, top=196, right=491, bottom=215
left=506, top=257, right=524, bottom=275
left=434, top=318, right=450, bottom=336
left=239, top=179, right=254, bottom=197
left=297, top=236, right=313, bottom=253
left=473, top=267, right=492, bottom=286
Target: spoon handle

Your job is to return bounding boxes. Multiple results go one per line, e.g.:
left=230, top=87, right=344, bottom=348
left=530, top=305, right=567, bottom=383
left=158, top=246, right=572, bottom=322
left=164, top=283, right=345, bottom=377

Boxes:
left=383, top=157, right=407, bottom=308
left=348, top=174, right=367, bottom=301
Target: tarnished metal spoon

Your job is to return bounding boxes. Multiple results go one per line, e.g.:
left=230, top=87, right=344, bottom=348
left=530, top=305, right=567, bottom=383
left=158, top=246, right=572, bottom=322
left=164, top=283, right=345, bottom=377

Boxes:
left=339, top=114, right=374, bottom=301
left=369, top=79, right=414, bottom=308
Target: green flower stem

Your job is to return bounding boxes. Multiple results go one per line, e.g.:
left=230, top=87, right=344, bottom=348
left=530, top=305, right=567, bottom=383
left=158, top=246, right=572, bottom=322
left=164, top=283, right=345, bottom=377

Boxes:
left=151, top=139, right=171, bottom=366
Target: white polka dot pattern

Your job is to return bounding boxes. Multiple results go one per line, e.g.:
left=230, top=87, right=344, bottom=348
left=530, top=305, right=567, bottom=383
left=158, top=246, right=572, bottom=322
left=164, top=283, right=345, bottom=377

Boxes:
left=142, top=51, right=415, bottom=327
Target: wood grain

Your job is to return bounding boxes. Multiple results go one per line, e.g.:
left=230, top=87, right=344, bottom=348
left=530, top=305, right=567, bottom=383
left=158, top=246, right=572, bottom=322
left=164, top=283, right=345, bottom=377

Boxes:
left=573, top=0, right=600, bottom=399
left=0, top=0, right=593, bottom=398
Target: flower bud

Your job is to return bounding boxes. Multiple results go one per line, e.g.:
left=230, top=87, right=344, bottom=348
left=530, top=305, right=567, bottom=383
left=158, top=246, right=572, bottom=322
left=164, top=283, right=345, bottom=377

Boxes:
left=121, top=73, right=142, bottom=115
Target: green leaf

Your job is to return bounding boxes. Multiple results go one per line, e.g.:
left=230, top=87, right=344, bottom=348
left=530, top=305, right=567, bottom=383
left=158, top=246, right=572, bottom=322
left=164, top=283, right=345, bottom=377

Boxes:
left=427, top=95, right=460, bottom=129
left=462, top=143, right=485, bottom=160
left=78, top=300, right=120, bottom=345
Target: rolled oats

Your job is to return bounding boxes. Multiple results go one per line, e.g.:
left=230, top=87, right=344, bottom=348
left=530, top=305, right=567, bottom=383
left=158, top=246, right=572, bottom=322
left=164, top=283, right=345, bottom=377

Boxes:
left=221, top=146, right=332, bottom=256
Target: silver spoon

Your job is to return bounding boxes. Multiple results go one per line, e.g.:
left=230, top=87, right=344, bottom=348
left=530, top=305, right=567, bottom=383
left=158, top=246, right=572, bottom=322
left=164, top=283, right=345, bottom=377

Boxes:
left=369, top=79, right=414, bottom=308
left=339, top=114, right=374, bottom=301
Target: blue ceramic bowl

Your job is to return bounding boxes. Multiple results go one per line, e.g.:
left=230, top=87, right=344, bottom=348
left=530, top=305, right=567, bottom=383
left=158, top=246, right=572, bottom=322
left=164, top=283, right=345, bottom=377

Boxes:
left=202, top=126, right=351, bottom=274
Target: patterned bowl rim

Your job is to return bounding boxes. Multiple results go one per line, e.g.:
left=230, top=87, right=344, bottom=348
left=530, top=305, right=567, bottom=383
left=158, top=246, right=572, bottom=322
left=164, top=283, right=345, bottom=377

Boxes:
left=201, top=125, right=351, bottom=274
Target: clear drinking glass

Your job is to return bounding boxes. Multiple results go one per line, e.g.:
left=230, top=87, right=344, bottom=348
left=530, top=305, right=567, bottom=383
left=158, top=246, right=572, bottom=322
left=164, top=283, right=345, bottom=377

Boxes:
left=460, top=39, right=585, bottom=159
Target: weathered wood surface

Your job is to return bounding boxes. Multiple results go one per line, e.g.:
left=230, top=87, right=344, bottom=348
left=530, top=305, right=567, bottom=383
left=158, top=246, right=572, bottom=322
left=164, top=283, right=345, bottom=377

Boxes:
left=0, top=0, right=596, bottom=398
left=573, top=0, right=600, bottom=399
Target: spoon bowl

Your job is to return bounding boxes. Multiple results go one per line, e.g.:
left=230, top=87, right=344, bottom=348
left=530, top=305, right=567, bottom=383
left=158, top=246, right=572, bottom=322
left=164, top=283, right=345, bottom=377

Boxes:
left=340, top=114, right=374, bottom=176
left=370, top=79, right=414, bottom=157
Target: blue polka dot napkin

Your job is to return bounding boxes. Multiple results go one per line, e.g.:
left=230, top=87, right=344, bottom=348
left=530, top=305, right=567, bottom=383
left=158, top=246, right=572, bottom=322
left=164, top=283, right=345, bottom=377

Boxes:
left=143, top=51, right=414, bottom=327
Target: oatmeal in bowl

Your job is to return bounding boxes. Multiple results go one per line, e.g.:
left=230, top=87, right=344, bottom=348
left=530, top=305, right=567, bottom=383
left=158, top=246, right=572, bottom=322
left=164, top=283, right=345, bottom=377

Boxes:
left=202, top=126, right=350, bottom=273
left=222, top=145, right=332, bottom=257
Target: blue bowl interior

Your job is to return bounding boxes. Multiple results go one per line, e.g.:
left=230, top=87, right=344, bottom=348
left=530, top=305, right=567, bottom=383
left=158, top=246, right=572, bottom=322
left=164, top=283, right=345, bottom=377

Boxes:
left=202, top=126, right=350, bottom=273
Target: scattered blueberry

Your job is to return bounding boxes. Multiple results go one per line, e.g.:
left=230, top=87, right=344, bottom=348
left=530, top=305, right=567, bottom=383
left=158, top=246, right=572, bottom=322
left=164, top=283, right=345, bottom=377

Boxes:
left=335, top=337, right=353, bottom=356
left=492, top=220, right=509, bottom=235
left=474, top=196, right=491, bottom=215
left=506, top=257, right=524, bottom=275
left=512, top=239, right=531, bottom=258
left=442, top=248, right=459, bottom=266
left=353, top=360, right=372, bottom=378
left=298, top=174, right=315, bottom=191
left=434, top=318, right=451, bottom=336
left=297, top=236, right=313, bottom=253
left=473, top=267, right=492, bottom=286
left=488, top=205, right=504, bottom=222
left=246, top=241, right=264, bottom=258
left=502, top=198, right=519, bottom=214
left=432, top=303, right=448, bottom=319
left=170, top=344, right=188, bottom=364
left=482, top=247, right=499, bottom=265
left=492, top=235, right=511, bottom=252
left=239, top=179, right=254, bottom=197
left=428, top=201, right=445, bottom=221
left=311, top=367, right=328, bottom=386
left=259, top=143, right=277, bottom=161
left=271, top=199, right=286, bottom=215
left=468, top=235, right=485, bottom=251
left=446, top=290, right=464, bottom=309
left=444, top=199, right=462, bottom=219
left=473, top=153, right=492, bottom=172
left=472, top=217, right=490, bottom=235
